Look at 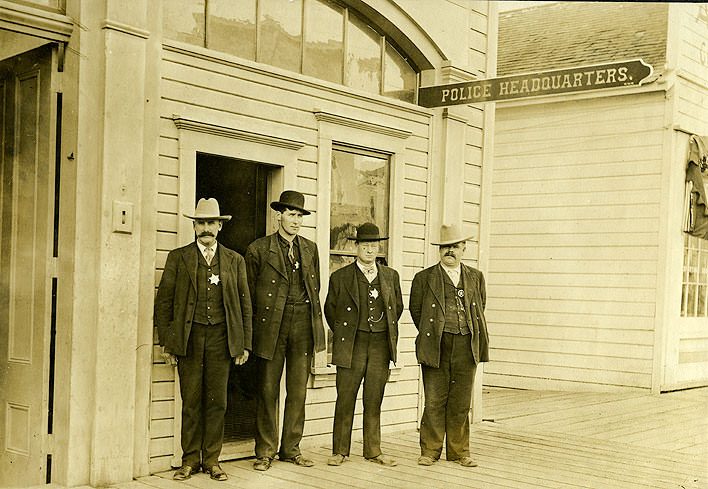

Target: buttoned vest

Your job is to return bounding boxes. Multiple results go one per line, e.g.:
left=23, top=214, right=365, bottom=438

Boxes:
left=442, top=271, right=470, bottom=335
left=193, top=250, right=226, bottom=325
left=356, top=268, right=386, bottom=332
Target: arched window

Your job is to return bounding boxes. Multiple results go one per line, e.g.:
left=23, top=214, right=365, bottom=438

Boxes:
left=163, top=0, right=418, bottom=103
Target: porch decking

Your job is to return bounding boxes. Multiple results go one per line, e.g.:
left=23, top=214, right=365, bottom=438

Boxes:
left=124, top=387, right=708, bottom=489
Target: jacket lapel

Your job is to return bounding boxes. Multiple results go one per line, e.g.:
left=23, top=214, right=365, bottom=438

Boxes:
left=428, top=265, right=445, bottom=310
left=345, top=262, right=360, bottom=311
left=297, top=235, right=312, bottom=273
left=183, top=242, right=199, bottom=291
left=461, top=264, right=474, bottom=309
left=378, top=265, right=393, bottom=311
left=218, top=245, right=231, bottom=288
left=266, top=233, right=287, bottom=279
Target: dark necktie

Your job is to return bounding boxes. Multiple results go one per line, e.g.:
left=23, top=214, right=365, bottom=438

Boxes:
left=288, top=241, right=295, bottom=264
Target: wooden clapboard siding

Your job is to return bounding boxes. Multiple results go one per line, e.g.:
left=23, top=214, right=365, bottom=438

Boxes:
left=670, top=4, right=708, bottom=389
left=148, top=38, right=433, bottom=468
left=488, top=92, right=666, bottom=391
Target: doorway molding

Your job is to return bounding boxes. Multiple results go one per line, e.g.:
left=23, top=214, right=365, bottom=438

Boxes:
left=159, top=115, right=302, bottom=466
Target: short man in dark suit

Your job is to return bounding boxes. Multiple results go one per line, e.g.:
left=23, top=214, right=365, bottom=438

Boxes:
left=245, top=190, right=325, bottom=471
left=409, top=224, right=490, bottom=468
left=324, top=223, right=403, bottom=467
left=154, top=198, right=252, bottom=481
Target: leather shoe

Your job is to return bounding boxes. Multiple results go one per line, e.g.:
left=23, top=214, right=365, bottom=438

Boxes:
left=205, top=464, right=228, bottom=481
left=417, top=455, right=437, bottom=466
left=327, top=454, right=346, bottom=466
left=366, top=454, right=397, bottom=467
left=172, top=465, right=197, bottom=481
left=280, top=454, right=315, bottom=467
left=452, top=456, right=478, bottom=467
left=253, top=457, right=272, bottom=471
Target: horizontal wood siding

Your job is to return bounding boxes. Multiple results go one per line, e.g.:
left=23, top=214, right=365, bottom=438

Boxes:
left=488, top=92, right=666, bottom=391
left=672, top=4, right=708, bottom=387
left=149, top=45, right=431, bottom=471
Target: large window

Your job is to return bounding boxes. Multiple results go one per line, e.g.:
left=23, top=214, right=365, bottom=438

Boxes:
left=329, top=147, right=390, bottom=273
left=162, top=0, right=417, bottom=103
left=681, top=234, right=708, bottom=317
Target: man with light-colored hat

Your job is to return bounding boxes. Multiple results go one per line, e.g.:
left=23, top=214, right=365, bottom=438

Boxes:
left=324, top=222, right=403, bottom=467
left=154, top=198, right=252, bottom=482
left=245, top=190, right=325, bottom=471
left=409, top=223, right=490, bottom=468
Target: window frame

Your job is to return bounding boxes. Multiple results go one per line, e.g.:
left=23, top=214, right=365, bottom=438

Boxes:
left=312, top=109, right=411, bottom=384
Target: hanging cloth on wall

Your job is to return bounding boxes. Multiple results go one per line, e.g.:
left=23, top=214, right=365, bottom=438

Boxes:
left=684, top=134, right=708, bottom=239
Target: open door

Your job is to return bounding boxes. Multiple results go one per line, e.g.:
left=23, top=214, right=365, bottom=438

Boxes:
left=0, top=44, right=58, bottom=486
left=196, top=153, right=270, bottom=460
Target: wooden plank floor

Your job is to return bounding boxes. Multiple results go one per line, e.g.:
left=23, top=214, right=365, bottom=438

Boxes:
left=123, top=387, right=708, bottom=489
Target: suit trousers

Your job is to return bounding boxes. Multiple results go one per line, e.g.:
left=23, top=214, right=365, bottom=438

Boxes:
left=332, top=331, right=390, bottom=458
left=420, top=332, right=477, bottom=460
left=255, top=303, right=313, bottom=459
left=177, top=322, right=231, bottom=469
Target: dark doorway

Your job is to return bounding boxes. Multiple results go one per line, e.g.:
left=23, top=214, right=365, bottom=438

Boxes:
left=196, top=153, right=269, bottom=454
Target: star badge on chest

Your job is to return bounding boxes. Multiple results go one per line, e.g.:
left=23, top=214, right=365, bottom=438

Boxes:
left=369, top=288, right=379, bottom=299
left=294, top=261, right=300, bottom=269
left=209, top=273, right=221, bottom=285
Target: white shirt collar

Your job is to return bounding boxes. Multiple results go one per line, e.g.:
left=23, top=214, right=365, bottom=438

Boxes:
left=196, top=240, right=217, bottom=259
left=356, top=260, right=378, bottom=280
left=440, top=263, right=461, bottom=285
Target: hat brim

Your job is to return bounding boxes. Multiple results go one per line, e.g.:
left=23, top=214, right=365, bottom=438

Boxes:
left=270, top=202, right=311, bottom=215
left=431, top=236, right=471, bottom=246
left=183, top=213, right=232, bottom=221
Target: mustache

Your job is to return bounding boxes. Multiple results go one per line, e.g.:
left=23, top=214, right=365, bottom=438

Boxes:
left=445, top=251, right=456, bottom=256
left=199, top=232, right=214, bottom=237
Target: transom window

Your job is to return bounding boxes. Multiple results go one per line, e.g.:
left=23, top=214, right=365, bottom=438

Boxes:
left=162, top=0, right=418, bottom=103
left=681, top=234, right=708, bottom=317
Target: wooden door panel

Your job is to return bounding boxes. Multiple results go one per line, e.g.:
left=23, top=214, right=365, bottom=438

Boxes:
left=0, top=43, right=56, bottom=487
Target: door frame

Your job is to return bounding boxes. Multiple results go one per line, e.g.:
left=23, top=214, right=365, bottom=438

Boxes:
left=0, top=42, right=59, bottom=487
left=149, top=115, right=303, bottom=467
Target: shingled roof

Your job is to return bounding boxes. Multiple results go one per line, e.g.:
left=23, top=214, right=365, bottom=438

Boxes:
left=498, top=2, right=668, bottom=76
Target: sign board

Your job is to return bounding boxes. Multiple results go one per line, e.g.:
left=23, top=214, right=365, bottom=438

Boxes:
left=418, top=59, right=653, bottom=108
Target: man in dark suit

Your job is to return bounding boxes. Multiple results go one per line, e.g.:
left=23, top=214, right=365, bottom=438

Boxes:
left=245, top=190, right=325, bottom=471
left=154, top=198, right=252, bottom=482
left=409, top=224, right=490, bottom=468
left=324, top=223, right=403, bottom=467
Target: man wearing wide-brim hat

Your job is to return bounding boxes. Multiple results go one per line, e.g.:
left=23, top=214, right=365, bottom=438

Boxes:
left=154, top=198, right=252, bottom=481
left=324, top=222, right=403, bottom=467
left=245, top=190, right=325, bottom=471
left=409, top=224, right=490, bottom=468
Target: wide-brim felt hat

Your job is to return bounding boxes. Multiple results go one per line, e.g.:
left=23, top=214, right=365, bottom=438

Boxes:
left=183, top=198, right=231, bottom=221
left=431, top=223, right=471, bottom=246
left=347, top=222, right=389, bottom=242
left=270, top=190, right=311, bottom=215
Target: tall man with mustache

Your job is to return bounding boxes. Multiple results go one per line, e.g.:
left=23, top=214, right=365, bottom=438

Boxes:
left=154, top=198, right=252, bottom=481
left=409, top=224, right=490, bottom=468
left=245, top=190, right=325, bottom=471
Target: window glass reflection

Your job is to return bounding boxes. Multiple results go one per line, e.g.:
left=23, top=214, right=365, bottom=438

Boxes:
left=258, top=0, right=303, bottom=73
left=208, top=0, right=257, bottom=60
left=384, top=43, right=416, bottom=103
left=163, top=0, right=205, bottom=46
left=303, top=0, right=344, bottom=84
left=329, top=148, right=389, bottom=271
left=346, top=12, right=381, bottom=94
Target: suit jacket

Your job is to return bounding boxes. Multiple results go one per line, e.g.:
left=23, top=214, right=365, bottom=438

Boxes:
left=324, top=262, right=404, bottom=368
left=154, top=241, right=253, bottom=358
left=409, top=263, right=490, bottom=368
left=245, top=233, right=325, bottom=360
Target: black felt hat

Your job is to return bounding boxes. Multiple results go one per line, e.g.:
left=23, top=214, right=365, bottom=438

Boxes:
left=347, top=222, right=389, bottom=242
left=270, top=190, right=310, bottom=215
